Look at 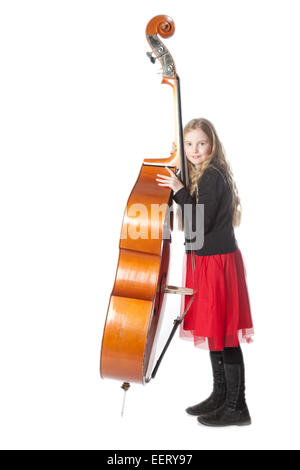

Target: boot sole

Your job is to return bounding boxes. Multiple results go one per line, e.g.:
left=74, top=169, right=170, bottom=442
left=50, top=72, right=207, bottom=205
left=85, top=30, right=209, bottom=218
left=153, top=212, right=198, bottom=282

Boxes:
left=197, top=418, right=251, bottom=427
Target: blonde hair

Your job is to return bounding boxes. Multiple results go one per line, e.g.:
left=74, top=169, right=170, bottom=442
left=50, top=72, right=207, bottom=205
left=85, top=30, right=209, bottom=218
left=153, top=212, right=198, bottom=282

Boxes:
left=182, top=117, right=242, bottom=228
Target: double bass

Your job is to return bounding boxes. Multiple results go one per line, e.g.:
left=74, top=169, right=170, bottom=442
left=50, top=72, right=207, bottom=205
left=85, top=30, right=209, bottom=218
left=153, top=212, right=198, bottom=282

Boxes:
left=100, top=15, right=194, bottom=390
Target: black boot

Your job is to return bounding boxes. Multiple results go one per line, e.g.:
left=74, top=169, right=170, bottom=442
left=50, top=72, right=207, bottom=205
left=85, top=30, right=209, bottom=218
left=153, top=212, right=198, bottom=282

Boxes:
left=197, top=361, right=251, bottom=426
left=185, top=351, right=226, bottom=416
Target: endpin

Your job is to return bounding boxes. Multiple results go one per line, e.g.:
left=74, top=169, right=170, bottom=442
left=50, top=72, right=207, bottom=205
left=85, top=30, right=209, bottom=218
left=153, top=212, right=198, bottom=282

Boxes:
left=121, top=382, right=130, bottom=417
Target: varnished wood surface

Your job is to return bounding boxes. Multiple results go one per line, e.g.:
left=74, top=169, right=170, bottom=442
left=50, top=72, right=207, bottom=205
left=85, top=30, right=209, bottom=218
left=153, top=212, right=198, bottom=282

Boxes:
left=100, top=163, right=175, bottom=384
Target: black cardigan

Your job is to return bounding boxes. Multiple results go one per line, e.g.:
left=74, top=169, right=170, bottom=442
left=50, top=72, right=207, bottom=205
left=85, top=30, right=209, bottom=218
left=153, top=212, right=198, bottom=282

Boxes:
left=172, top=164, right=238, bottom=256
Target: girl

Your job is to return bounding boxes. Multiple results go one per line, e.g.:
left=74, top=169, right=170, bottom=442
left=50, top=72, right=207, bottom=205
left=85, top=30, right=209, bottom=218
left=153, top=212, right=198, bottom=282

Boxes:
left=156, top=118, right=254, bottom=427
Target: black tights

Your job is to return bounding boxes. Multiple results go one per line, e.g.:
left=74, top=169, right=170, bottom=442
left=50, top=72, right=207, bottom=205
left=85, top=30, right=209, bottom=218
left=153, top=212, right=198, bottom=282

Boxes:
left=210, top=344, right=243, bottom=364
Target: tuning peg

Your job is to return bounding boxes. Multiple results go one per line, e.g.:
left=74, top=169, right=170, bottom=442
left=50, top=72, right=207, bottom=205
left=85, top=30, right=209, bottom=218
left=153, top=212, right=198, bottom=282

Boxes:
left=146, top=51, right=156, bottom=64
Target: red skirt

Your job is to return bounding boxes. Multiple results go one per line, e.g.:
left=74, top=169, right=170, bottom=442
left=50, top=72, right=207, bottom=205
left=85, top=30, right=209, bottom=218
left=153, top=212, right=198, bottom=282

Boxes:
left=179, top=248, right=254, bottom=351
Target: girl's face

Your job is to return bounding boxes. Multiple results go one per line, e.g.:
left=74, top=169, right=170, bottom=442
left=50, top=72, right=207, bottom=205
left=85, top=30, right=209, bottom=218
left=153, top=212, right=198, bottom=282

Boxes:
left=184, top=128, right=212, bottom=166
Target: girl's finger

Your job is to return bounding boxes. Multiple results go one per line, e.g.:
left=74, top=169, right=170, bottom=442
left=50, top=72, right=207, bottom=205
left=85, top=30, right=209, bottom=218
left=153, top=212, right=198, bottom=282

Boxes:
left=165, top=166, right=173, bottom=174
left=165, top=167, right=178, bottom=180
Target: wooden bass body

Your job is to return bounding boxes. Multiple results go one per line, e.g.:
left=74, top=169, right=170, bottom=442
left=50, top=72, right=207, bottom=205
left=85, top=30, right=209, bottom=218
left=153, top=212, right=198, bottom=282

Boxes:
left=100, top=164, right=174, bottom=384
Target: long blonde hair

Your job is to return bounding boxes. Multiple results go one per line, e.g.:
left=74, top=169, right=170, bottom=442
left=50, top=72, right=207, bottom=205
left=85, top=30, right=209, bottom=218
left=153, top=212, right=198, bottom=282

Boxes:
left=182, top=118, right=242, bottom=227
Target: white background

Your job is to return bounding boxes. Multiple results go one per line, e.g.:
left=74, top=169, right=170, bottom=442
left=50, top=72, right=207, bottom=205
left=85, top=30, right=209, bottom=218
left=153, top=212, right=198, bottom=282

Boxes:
left=0, top=0, right=299, bottom=450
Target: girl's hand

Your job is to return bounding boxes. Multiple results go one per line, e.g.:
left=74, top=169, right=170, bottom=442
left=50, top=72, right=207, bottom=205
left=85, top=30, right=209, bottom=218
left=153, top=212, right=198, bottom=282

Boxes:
left=156, top=167, right=184, bottom=194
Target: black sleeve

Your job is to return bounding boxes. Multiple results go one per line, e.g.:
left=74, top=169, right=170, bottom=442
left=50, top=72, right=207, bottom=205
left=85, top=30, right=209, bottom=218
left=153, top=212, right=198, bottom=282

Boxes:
left=173, top=168, right=223, bottom=235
